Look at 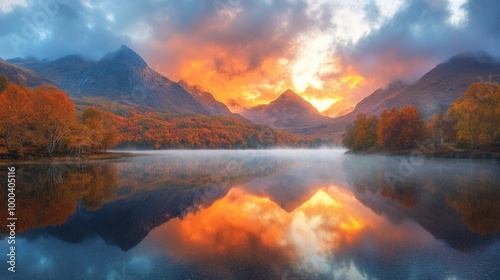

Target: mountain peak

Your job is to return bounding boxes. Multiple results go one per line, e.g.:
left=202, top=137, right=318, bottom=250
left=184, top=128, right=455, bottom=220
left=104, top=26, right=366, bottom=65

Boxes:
left=120, top=44, right=131, bottom=51
left=447, top=50, right=497, bottom=64
left=280, top=89, right=298, bottom=97
left=102, top=45, right=147, bottom=68
left=274, top=89, right=315, bottom=108
left=241, top=88, right=329, bottom=131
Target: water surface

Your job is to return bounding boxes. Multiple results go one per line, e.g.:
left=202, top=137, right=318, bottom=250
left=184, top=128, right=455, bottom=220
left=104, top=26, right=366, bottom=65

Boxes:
left=1, top=150, right=499, bottom=280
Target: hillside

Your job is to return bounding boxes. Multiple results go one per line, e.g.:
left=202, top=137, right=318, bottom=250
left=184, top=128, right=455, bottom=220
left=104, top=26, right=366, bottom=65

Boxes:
left=7, top=46, right=237, bottom=116
left=307, top=50, right=500, bottom=141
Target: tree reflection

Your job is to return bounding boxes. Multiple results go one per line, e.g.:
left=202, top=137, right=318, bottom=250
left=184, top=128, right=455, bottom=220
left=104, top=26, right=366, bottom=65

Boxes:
left=445, top=164, right=500, bottom=235
left=112, top=153, right=295, bottom=199
left=0, top=163, right=118, bottom=234
left=343, top=155, right=500, bottom=236
left=4, top=153, right=296, bottom=251
left=344, top=155, right=421, bottom=208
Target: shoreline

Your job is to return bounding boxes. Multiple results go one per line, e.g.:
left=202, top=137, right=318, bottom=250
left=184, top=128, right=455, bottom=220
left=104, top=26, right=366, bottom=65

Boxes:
left=345, top=147, right=500, bottom=160
left=0, top=152, right=139, bottom=165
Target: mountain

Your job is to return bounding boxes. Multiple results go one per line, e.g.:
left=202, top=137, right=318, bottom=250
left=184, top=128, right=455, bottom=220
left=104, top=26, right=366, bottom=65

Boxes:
left=348, top=80, right=408, bottom=117
left=39, top=55, right=93, bottom=94
left=305, top=50, right=500, bottom=141
left=8, top=55, right=94, bottom=95
left=321, top=97, right=357, bottom=118
left=375, top=50, right=500, bottom=118
left=178, top=80, right=241, bottom=118
left=226, top=98, right=247, bottom=114
left=241, top=89, right=331, bottom=134
left=0, top=59, right=56, bottom=87
left=77, top=45, right=209, bottom=114
left=6, top=46, right=217, bottom=115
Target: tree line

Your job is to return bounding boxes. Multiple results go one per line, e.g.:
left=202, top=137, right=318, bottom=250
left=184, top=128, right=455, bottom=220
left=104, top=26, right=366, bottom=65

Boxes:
left=0, top=81, right=119, bottom=157
left=342, top=82, right=500, bottom=151
left=0, top=77, right=330, bottom=156
left=116, top=111, right=327, bottom=149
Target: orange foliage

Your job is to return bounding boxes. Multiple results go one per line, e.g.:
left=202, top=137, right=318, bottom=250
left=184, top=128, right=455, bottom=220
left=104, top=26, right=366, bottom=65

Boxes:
left=116, top=111, right=308, bottom=149
left=377, top=106, right=426, bottom=149
left=0, top=83, right=119, bottom=156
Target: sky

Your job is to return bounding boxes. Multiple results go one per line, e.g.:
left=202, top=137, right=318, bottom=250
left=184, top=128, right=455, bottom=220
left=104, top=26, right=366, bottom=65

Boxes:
left=0, top=0, right=499, bottom=115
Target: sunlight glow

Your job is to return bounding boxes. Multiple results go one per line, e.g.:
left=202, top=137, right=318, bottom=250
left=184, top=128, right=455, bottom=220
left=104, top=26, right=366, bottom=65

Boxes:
left=305, top=97, right=337, bottom=113
left=341, top=74, right=365, bottom=89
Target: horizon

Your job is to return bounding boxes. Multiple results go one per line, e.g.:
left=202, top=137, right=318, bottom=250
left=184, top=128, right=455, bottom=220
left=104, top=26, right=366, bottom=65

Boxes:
left=1, top=0, right=500, bottom=114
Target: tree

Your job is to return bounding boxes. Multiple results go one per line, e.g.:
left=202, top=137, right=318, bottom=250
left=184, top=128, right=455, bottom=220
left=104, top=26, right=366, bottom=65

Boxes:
left=430, top=112, right=456, bottom=144
left=0, top=84, right=32, bottom=149
left=342, top=114, right=378, bottom=151
left=448, top=82, right=500, bottom=149
left=78, top=108, right=120, bottom=153
left=31, top=86, right=77, bottom=156
left=101, top=112, right=120, bottom=150
left=80, top=107, right=105, bottom=152
left=377, top=106, right=425, bottom=149
left=0, top=75, right=8, bottom=93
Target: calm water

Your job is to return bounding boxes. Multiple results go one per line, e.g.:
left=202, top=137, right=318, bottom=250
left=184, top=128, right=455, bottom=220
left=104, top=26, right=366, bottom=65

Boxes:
left=1, top=150, right=499, bottom=280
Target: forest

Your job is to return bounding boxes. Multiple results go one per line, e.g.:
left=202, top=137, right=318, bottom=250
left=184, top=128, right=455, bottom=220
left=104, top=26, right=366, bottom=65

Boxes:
left=342, top=82, right=500, bottom=153
left=0, top=77, right=327, bottom=158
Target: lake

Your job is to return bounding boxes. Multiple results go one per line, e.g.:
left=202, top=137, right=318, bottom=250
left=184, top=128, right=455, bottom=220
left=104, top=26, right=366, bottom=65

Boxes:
left=1, top=150, right=499, bottom=280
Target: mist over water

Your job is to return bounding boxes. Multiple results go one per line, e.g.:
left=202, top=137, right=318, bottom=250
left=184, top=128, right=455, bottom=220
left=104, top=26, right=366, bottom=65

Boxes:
left=0, top=150, right=499, bottom=280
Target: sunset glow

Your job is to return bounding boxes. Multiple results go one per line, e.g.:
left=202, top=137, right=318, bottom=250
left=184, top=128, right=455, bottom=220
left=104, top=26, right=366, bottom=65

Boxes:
left=1, top=0, right=495, bottom=113
left=148, top=186, right=378, bottom=268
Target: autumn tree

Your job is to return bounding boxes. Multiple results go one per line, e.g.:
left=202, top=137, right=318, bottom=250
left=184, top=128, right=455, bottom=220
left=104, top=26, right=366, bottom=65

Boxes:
left=78, top=107, right=120, bottom=153
left=377, top=106, right=426, bottom=149
left=448, top=82, right=500, bottom=149
left=80, top=107, right=105, bottom=152
left=31, top=86, right=77, bottom=156
left=67, top=121, right=91, bottom=157
left=101, top=112, right=120, bottom=150
left=0, top=84, right=32, bottom=149
left=0, top=75, right=8, bottom=93
left=430, top=112, right=457, bottom=144
left=342, top=114, right=378, bottom=151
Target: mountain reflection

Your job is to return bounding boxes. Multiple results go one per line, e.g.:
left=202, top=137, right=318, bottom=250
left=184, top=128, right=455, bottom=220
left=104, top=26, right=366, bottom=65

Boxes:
left=146, top=186, right=377, bottom=280
left=1, top=151, right=499, bottom=280
left=8, top=152, right=295, bottom=250
left=343, top=155, right=500, bottom=241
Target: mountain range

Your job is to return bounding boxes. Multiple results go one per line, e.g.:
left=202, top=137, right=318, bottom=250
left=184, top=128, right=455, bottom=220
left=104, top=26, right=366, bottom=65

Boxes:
left=300, top=50, right=500, bottom=139
left=2, top=47, right=499, bottom=141
left=5, top=45, right=232, bottom=115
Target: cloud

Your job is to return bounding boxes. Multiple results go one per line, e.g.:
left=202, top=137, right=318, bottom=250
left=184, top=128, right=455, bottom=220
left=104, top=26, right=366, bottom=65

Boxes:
left=0, top=0, right=499, bottom=110
left=0, top=0, right=27, bottom=13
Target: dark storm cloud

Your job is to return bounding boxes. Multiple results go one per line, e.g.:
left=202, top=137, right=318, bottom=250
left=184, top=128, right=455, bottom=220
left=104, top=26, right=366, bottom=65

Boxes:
left=0, top=0, right=312, bottom=64
left=0, top=0, right=498, bottom=103
left=350, top=0, right=500, bottom=83
left=0, top=0, right=131, bottom=59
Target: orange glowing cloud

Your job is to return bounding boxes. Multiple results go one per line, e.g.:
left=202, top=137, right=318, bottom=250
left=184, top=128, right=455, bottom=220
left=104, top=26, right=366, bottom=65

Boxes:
left=141, top=29, right=380, bottom=114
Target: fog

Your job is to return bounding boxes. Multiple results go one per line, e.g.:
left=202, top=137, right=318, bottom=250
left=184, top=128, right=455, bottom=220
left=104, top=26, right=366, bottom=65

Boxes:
left=1, top=150, right=499, bottom=280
